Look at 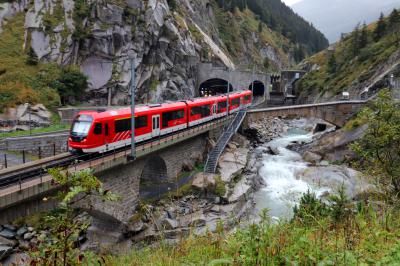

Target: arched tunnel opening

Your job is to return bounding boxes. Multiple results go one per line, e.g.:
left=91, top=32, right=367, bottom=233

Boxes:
left=249, top=81, right=265, bottom=97
left=140, top=156, right=169, bottom=199
left=199, top=78, right=233, bottom=97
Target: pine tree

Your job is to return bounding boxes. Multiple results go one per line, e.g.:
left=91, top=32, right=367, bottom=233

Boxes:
left=359, top=22, right=368, bottom=49
left=258, top=21, right=263, bottom=33
left=327, top=52, right=337, bottom=74
left=374, top=13, right=386, bottom=41
left=26, top=47, right=38, bottom=65
left=351, top=24, right=361, bottom=56
left=389, top=8, right=400, bottom=28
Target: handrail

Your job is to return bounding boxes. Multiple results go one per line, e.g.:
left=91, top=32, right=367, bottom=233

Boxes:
left=204, top=110, right=246, bottom=173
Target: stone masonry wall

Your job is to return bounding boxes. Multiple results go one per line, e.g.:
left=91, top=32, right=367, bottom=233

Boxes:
left=0, top=133, right=69, bottom=157
left=88, top=134, right=208, bottom=222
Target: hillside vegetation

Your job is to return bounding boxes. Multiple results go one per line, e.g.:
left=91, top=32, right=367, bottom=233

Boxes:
left=0, top=14, right=60, bottom=110
left=296, top=9, right=400, bottom=101
left=107, top=195, right=400, bottom=265
left=0, top=13, right=88, bottom=111
left=216, top=0, right=329, bottom=60
left=212, top=5, right=293, bottom=71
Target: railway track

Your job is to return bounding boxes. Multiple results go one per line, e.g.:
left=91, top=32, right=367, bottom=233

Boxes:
left=0, top=153, right=80, bottom=188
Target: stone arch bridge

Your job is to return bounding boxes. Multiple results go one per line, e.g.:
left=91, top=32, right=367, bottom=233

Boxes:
left=0, top=101, right=368, bottom=225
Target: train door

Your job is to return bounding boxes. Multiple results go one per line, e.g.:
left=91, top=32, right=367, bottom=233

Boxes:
left=213, top=104, right=217, bottom=118
left=152, top=115, right=160, bottom=137
left=104, top=122, right=111, bottom=150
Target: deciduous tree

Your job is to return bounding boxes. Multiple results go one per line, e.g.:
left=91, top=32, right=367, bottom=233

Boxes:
left=29, top=168, right=118, bottom=265
left=351, top=90, right=400, bottom=196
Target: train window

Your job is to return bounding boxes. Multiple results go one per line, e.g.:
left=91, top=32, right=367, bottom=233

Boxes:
left=115, top=116, right=148, bottom=133
left=191, top=105, right=211, bottom=118
left=217, top=101, right=227, bottom=112
left=94, top=123, right=102, bottom=135
left=135, top=116, right=148, bottom=129
left=162, top=110, right=184, bottom=127
left=105, top=123, right=109, bottom=136
left=231, top=98, right=240, bottom=106
left=115, top=119, right=130, bottom=133
left=244, top=95, right=251, bottom=101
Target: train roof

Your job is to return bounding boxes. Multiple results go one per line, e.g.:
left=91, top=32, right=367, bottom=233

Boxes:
left=76, top=90, right=251, bottom=120
left=78, top=101, right=187, bottom=119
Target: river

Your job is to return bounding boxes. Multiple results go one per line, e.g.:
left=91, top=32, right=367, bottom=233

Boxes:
left=252, top=123, right=331, bottom=221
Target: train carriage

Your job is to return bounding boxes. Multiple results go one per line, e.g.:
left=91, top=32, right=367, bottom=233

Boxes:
left=69, top=90, right=253, bottom=154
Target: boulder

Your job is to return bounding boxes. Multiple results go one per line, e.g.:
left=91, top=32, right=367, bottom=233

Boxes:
left=23, top=232, right=35, bottom=240
left=127, top=220, right=146, bottom=233
left=0, top=245, right=13, bottom=261
left=303, top=151, right=322, bottom=164
left=2, top=225, right=15, bottom=231
left=218, top=148, right=249, bottom=183
left=310, top=125, right=368, bottom=162
left=179, top=211, right=206, bottom=227
left=298, top=165, right=373, bottom=199
left=192, top=173, right=217, bottom=190
left=228, top=177, right=252, bottom=203
left=0, top=229, right=15, bottom=239
left=0, top=236, right=15, bottom=247
left=16, top=227, right=28, bottom=237
left=160, top=218, right=178, bottom=230
left=267, top=146, right=280, bottom=155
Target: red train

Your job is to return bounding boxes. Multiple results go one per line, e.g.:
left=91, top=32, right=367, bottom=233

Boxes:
left=68, top=90, right=252, bottom=153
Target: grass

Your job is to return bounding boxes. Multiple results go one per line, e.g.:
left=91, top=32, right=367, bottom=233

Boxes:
left=106, top=202, right=400, bottom=265
left=0, top=123, right=69, bottom=139
left=0, top=13, right=61, bottom=111
left=297, top=17, right=400, bottom=99
left=212, top=5, right=291, bottom=71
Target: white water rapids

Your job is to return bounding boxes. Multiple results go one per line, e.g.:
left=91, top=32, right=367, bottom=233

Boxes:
left=253, top=127, right=331, bottom=221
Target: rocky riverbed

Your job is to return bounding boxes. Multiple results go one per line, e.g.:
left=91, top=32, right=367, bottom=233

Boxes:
left=0, top=116, right=373, bottom=264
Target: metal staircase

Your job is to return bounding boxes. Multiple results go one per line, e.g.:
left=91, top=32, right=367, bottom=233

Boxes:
left=204, top=110, right=247, bottom=173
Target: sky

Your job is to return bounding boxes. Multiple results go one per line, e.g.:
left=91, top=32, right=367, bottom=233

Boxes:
left=282, top=0, right=303, bottom=6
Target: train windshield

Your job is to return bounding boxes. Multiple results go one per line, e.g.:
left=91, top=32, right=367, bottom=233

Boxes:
left=71, top=115, right=93, bottom=136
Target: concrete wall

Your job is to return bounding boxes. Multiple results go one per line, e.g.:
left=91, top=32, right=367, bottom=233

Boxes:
left=196, top=63, right=270, bottom=97
left=245, top=101, right=366, bottom=127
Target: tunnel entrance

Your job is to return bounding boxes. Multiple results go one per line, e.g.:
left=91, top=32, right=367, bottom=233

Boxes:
left=199, top=78, right=233, bottom=97
left=249, top=81, right=265, bottom=97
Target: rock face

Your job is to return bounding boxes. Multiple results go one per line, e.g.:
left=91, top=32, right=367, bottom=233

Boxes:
left=23, top=0, right=202, bottom=104
left=8, top=0, right=293, bottom=107
left=0, top=0, right=29, bottom=33
left=309, top=124, right=368, bottom=162
left=298, top=165, right=373, bottom=199
left=245, top=117, right=288, bottom=143
left=0, top=103, right=52, bottom=132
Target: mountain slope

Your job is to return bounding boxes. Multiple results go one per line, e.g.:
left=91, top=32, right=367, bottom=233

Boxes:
left=0, top=0, right=311, bottom=111
left=292, top=0, right=400, bottom=43
left=296, top=10, right=400, bottom=102
left=217, top=0, right=329, bottom=58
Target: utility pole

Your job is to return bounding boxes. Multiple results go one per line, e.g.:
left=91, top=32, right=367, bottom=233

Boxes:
left=130, top=58, right=136, bottom=160
left=25, top=103, right=31, bottom=135
left=226, top=70, right=231, bottom=117
left=251, top=64, right=255, bottom=96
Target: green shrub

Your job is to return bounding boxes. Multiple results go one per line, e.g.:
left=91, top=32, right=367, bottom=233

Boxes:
left=50, top=66, right=88, bottom=104
left=214, top=175, right=226, bottom=197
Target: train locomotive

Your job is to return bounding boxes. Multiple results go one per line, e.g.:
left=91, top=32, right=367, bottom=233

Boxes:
left=68, top=90, right=252, bottom=154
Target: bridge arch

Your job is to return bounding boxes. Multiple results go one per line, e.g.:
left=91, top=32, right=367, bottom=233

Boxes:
left=249, top=80, right=265, bottom=97
left=141, top=156, right=168, bottom=182
left=199, top=78, right=233, bottom=97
